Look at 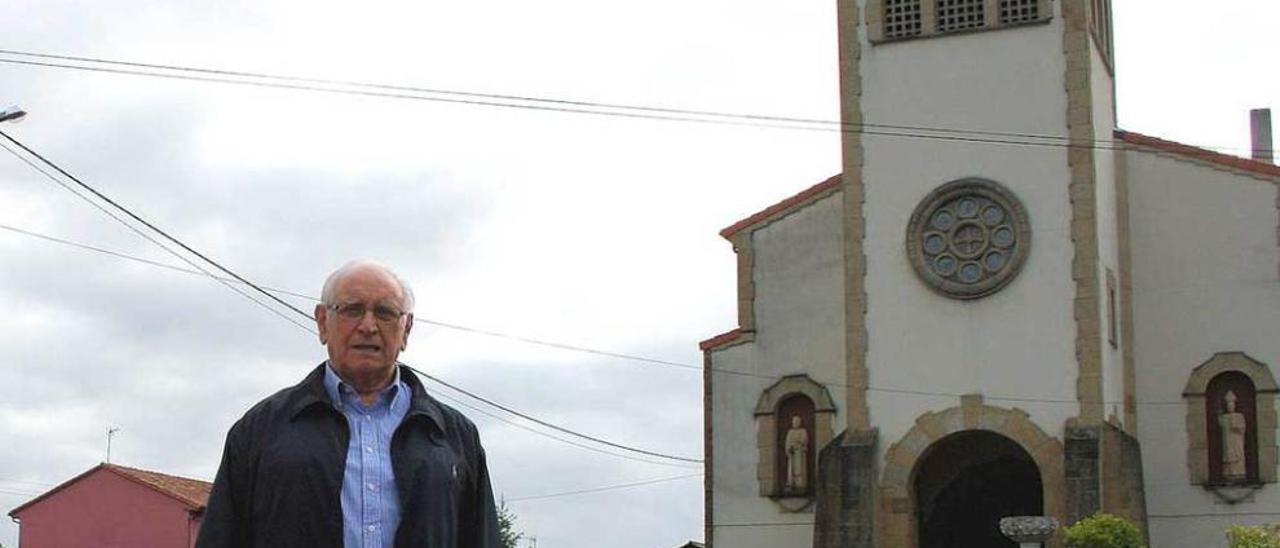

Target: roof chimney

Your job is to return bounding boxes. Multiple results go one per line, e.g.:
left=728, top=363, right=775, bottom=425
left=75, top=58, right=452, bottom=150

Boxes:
left=1251, top=108, right=1274, bottom=164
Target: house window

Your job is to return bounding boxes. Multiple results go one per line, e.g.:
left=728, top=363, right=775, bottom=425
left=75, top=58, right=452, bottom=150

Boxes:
left=885, top=0, right=924, bottom=39
left=1000, top=0, right=1039, bottom=24
left=936, top=0, right=985, bottom=33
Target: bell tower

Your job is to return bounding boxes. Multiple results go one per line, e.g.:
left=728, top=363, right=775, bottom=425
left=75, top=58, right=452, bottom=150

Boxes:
left=823, top=0, right=1129, bottom=545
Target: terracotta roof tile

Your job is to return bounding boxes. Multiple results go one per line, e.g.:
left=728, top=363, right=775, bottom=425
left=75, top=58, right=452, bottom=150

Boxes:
left=719, top=174, right=842, bottom=239
left=699, top=328, right=747, bottom=351
left=9, top=463, right=213, bottom=518
left=1115, top=130, right=1280, bottom=179
left=105, top=464, right=212, bottom=510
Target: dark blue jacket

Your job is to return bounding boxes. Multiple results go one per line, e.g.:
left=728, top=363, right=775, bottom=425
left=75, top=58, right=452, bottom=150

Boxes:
left=196, top=363, right=500, bottom=548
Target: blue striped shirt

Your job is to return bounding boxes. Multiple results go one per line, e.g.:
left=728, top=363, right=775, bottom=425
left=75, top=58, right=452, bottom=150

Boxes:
left=323, top=363, right=411, bottom=548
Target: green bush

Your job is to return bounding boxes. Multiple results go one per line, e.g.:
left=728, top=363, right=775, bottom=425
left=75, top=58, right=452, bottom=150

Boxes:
left=1226, top=525, right=1280, bottom=548
left=1063, top=513, right=1145, bottom=548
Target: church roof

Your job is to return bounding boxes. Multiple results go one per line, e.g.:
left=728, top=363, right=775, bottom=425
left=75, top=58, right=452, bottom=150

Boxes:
left=1114, top=130, right=1280, bottom=179
left=718, top=131, right=1277, bottom=241
left=719, top=174, right=842, bottom=239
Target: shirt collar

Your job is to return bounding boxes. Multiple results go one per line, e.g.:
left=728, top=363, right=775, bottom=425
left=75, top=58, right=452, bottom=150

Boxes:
left=323, top=361, right=405, bottom=410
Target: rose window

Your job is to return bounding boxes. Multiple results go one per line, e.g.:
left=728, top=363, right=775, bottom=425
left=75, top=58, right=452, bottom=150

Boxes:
left=906, top=179, right=1030, bottom=299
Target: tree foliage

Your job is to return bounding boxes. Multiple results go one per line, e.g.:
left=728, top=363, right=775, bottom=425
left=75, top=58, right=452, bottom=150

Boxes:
left=1227, top=525, right=1280, bottom=548
left=498, top=501, right=524, bottom=548
left=1063, top=513, right=1145, bottom=548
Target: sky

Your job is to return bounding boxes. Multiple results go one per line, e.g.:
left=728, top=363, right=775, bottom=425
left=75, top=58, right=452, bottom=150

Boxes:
left=0, top=1, right=1276, bottom=547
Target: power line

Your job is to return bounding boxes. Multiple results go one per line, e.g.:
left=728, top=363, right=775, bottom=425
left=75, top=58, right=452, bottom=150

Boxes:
left=406, top=364, right=702, bottom=464
left=505, top=473, right=701, bottom=503
left=0, top=137, right=316, bottom=335
left=0, top=487, right=42, bottom=498
left=429, top=386, right=701, bottom=469
left=0, top=57, right=818, bottom=134
left=0, top=476, right=56, bottom=489
left=0, top=48, right=1111, bottom=148
left=0, top=220, right=1189, bottom=409
left=2, top=49, right=1249, bottom=155
left=0, top=222, right=314, bottom=301
left=413, top=317, right=699, bottom=371
left=0, top=135, right=701, bottom=467
left=0, top=221, right=696, bottom=372
left=0, top=131, right=316, bottom=325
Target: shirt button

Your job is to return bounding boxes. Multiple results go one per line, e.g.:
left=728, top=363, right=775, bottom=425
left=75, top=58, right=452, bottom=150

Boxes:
left=367, top=525, right=377, bottom=532
left=367, top=483, right=377, bottom=491
left=364, top=446, right=373, bottom=453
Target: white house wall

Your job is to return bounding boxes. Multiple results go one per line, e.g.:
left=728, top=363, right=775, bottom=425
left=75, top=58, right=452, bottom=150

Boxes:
left=709, top=192, right=847, bottom=547
left=1127, top=150, right=1280, bottom=548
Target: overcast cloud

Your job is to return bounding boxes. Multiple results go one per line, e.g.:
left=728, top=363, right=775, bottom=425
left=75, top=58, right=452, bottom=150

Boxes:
left=1, top=0, right=1277, bottom=547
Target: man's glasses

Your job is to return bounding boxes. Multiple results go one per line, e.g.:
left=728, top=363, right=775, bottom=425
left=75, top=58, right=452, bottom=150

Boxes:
left=328, top=303, right=407, bottom=324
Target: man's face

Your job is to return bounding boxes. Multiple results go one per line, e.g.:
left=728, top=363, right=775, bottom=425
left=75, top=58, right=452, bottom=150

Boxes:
left=314, top=265, right=414, bottom=384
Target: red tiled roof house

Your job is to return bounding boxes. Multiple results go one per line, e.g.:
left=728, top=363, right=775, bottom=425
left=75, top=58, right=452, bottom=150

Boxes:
left=8, top=463, right=211, bottom=548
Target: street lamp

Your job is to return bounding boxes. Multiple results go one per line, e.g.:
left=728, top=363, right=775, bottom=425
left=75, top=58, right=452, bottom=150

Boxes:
left=0, top=105, right=26, bottom=123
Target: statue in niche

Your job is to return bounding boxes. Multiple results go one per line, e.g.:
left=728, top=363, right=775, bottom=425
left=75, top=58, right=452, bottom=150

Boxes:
left=783, top=415, right=809, bottom=493
left=1220, top=390, right=1248, bottom=482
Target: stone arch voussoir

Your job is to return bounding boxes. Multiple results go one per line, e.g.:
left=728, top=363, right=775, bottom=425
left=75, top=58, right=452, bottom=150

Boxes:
left=877, top=396, right=1066, bottom=548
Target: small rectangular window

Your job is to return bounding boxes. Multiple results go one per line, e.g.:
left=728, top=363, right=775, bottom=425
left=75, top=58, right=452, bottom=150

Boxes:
left=1090, top=0, right=1114, bottom=65
left=937, top=0, right=986, bottom=33
left=999, top=0, right=1039, bottom=25
left=885, top=0, right=924, bottom=39
left=1106, top=268, right=1118, bottom=348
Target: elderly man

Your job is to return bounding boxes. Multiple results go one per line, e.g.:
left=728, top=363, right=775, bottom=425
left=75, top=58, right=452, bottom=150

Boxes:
left=197, top=260, right=499, bottom=548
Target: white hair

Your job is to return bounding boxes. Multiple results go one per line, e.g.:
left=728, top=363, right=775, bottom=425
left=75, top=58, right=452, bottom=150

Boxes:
left=320, top=259, right=416, bottom=312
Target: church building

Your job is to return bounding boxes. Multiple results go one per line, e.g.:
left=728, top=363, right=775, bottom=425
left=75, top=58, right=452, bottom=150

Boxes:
left=699, top=1, right=1280, bottom=547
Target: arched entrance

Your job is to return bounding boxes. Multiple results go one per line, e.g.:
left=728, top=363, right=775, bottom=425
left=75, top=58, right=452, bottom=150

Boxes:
left=914, top=431, right=1043, bottom=548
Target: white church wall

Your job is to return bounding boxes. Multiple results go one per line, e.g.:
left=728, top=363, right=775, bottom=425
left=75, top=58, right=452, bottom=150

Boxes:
left=1127, top=150, right=1280, bottom=548
left=858, top=17, right=1079, bottom=464
left=752, top=194, right=848, bottom=390
left=708, top=193, right=847, bottom=547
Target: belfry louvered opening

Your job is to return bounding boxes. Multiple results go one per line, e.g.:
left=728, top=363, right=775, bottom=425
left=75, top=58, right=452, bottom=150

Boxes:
left=884, top=0, right=924, bottom=39
left=936, top=0, right=985, bottom=33
left=1000, top=0, right=1039, bottom=24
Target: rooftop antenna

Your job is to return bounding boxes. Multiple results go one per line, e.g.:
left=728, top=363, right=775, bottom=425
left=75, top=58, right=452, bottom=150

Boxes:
left=106, top=427, right=121, bottom=464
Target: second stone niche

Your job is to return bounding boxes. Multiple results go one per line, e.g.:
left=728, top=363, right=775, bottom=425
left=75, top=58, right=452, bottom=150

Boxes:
left=754, top=374, right=837, bottom=511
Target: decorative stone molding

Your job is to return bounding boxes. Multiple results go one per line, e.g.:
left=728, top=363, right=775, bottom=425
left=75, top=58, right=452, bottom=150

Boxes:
left=754, top=375, right=837, bottom=501
left=905, top=178, right=1032, bottom=299
left=1062, top=0, right=1105, bottom=426
left=866, top=0, right=1054, bottom=43
left=877, top=396, right=1066, bottom=547
left=1115, top=147, right=1139, bottom=433
left=839, top=0, right=872, bottom=434
left=1182, top=352, right=1279, bottom=486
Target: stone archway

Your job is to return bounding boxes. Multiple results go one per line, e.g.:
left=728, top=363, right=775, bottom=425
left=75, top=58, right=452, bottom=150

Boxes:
left=915, top=431, right=1043, bottom=547
left=877, top=395, right=1066, bottom=548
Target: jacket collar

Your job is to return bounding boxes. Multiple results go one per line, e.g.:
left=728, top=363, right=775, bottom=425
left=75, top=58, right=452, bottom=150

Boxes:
left=287, top=362, right=446, bottom=433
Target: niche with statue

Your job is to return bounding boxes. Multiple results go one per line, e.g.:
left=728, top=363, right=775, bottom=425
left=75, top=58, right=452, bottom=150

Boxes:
left=753, top=374, right=836, bottom=511
left=1182, top=352, right=1279, bottom=503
